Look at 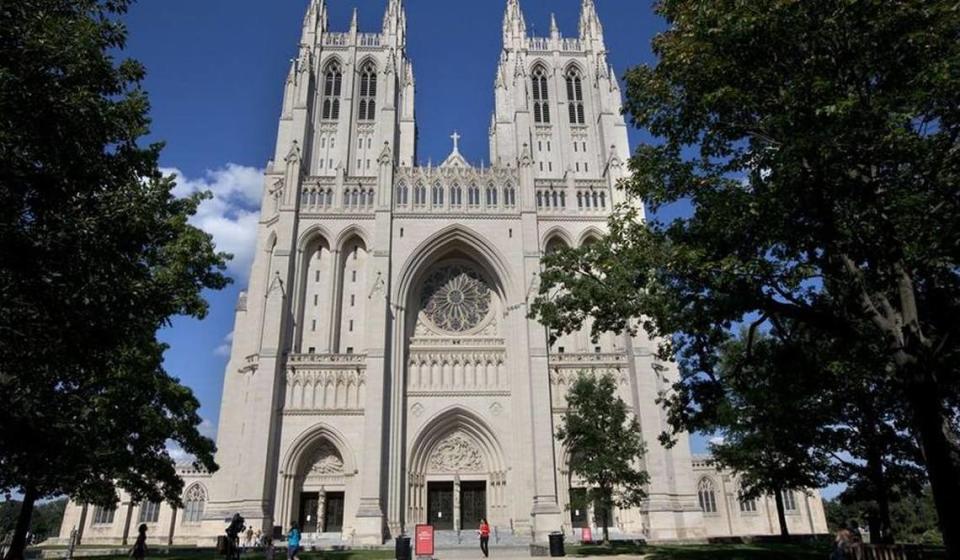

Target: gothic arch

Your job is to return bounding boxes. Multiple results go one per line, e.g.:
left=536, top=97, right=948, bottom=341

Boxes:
left=297, top=224, right=333, bottom=253
left=356, top=56, right=379, bottom=74
left=409, top=405, right=506, bottom=475
left=333, top=225, right=371, bottom=253
left=563, top=60, right=587, bottom=77
left=528, top=59, right=553, bottom=76
left=394, top=225, right=518, bottom=306
left=578, top=227, right=604, bottom=247
left=541, top=227, right=574, bottom=252
left=281, top=423, right=358, bottom=477
left=320, top=55, right=345, bottom=73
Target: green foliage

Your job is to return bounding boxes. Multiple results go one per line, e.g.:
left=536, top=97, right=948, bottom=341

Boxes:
left=557, top=373, right=649, bottom=543
left=531, top=0, right=960, bottom=551
left=705, top=334, right=833, bottom=536
left=0, top=499, right=67, bottom=544
left=826, top=487, right=944, bottom=546
left=0, top=0, right=230, bottom=555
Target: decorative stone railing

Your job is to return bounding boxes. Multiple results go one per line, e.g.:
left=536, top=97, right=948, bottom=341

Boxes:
left=550, top=352, right=628, bottom=367
left=549, top=353, right=631, bottom=409
left=561, top=38, right=582, bottom=51
left=322, top=33, right=348, bottom=47
left=358, top=33, right=381, bottom=47
left=406, top=349, right=509, bottom=392
left=285, top=354, right=367, bottom=411
left=528, top=37, right=550, bottom=51
left=288, top=353, right=367, bottom=366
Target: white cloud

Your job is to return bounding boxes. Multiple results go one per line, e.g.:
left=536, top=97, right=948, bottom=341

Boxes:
left=709, top=436, right=726, bottom=447
left=165, top=418, right=217, bottom=465
left=214, top=331, right=234, bottom=357
left=162, top=164, right=264, bottom=282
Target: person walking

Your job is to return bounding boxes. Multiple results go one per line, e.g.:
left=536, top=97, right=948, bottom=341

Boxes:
left=830, top=527, right=854, bottom=560
left=130, top=524, right=148, bottom=560
left=287, top=523, right=302, bottom=560
left=478, top=518, right=490, bottom=558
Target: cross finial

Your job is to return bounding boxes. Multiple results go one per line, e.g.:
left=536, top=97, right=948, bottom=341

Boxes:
left=451, top=131, right=461, bottom=153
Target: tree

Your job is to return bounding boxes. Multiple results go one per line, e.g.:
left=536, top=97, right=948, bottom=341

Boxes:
left=557, top=373, right=649, bottom=544
left=0, top=2, right=230, bottom=559
left=532, top=1, right=960, bottom=555
left=700, top=333, right=833, bottom=537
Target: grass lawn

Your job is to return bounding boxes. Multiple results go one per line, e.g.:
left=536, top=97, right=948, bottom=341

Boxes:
left=570, top=542, right=948, bottom=559
left=66, top=550, right=395, bottom=560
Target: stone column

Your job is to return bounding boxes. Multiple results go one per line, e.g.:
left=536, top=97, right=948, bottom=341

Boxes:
left=355, top=145, right=396, bottom=543
left=453, top=476, right=461, bottom=532
left=316, top=490, right=326, bottom=534
left=518, top=145, right=563, bottom=541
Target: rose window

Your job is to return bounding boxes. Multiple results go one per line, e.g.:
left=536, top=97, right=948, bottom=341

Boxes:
left=420, top=265, right=492, bottom=333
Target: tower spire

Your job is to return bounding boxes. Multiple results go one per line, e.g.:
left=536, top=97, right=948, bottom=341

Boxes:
left=550, top=13, right=560, bottom=40
left=300, top=0, right=327, bottom=46
left=579, top=0, right=605, bottom=45
left=350, top=7, right=359, bottom=34
left=502, top=0, right=527, bottom=49
left=382, top=0, right=407, bottom=46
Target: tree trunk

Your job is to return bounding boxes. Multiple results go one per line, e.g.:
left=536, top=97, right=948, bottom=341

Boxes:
left=864, top=420, right=894, bottom=543
left=601, top=501, right=610, bottom=545
left=905, top=375, right=960, bottom=560
left=4, top=486, right=37, bottom=560
left=774, top=490, right=789, bottom=539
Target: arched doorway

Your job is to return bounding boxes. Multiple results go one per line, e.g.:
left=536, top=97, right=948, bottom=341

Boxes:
left=278, top=426, right=357, bottom=536
left=407, top=407, right=507, bottom=531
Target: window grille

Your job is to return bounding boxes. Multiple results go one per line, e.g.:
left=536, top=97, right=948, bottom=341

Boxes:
left=532, top=66, right=550, bottom=124
left=566, top=69, right=586, bottom=124
left=321, top=62, right=343, bottom=121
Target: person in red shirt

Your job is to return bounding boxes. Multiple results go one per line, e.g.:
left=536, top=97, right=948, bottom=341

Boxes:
left=478, top=518, right=490, bottom=558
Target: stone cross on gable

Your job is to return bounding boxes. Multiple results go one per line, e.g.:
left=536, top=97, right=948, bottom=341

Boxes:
left=451, top=131, right=461, bottom=153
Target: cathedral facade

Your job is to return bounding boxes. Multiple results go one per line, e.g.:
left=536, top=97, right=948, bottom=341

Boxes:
left=57, top=0, right=827, bottom=547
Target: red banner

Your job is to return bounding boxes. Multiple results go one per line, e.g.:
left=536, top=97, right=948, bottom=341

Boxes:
left=415, top=524, right=434, bottom=557
left=581, top=527, right=593, bottom=543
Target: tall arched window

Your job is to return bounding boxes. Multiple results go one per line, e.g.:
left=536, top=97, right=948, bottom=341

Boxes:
left=468, top=184, right=480, bottom=206
left=504, top=183, right=516, bottom=207
left=532, top=66, right=550, bottom=124
left=698, top=478, right=718, bottom=514
left=450, top=184, right=463, bottom=207
left=321, top=62, right=343, bottom=121
left=566, top=68, right=585, bottom=124
left=183, top=484, right=207, bottom=523
left=781, top=490, right=798, bottom=512
left=486, top=184, right=498, bottom=206
left=358, top=62, right=377, bottom=121
left=432, top=182, right=444, bottom=206
left=415, top=183, right=426, bottom=206
left=396, top=182, right=408, bottom=206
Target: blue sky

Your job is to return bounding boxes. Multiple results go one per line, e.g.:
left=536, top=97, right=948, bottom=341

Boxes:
left=127, top=0, right=706, bottom=463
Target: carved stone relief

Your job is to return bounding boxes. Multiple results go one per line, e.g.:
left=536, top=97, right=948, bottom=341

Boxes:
left=309, top=441, right=344, bottom=476
left=427, top=432, right=483, bottom=473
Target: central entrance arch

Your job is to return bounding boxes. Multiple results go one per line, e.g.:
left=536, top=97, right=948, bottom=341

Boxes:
left=407, top=407, right=507, bottom=530
left=385, top=226, right=520, bottom=534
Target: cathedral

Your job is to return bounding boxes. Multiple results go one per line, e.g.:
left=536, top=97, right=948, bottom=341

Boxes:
left=57, top=0, right=826, bottom=547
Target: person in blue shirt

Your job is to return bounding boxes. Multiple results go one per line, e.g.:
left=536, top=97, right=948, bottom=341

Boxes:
left=287, top=523, right=302, bottom=560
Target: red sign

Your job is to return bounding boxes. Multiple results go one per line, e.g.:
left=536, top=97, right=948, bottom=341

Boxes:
left=415, top=524, right=434, bottom=557
left=581, top=527, right=593, bottom=543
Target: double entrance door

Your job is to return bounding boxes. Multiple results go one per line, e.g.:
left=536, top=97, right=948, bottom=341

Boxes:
left=297, top=491, right=345, bottom=533
left=426, top=481, right=486, bottom=530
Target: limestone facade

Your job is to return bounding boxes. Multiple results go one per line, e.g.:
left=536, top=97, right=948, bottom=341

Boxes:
left=56, top=0, right=826, bottom=546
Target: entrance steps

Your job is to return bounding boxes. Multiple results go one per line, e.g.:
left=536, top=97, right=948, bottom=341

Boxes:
left=433, top=530, right=531, bottom=549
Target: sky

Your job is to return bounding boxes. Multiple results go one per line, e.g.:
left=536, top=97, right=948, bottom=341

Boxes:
left=122, top=0, right=731, bottom=477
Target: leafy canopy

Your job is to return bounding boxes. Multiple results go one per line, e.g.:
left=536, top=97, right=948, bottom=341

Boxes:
left=558, top=373, right=648, bottom=542
left=0, top=0, right=230, bottom=510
